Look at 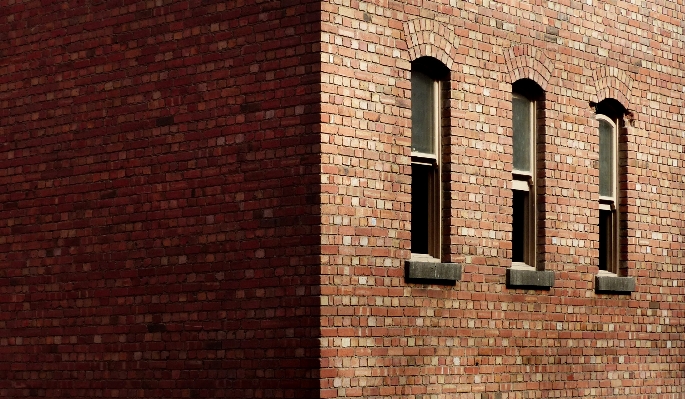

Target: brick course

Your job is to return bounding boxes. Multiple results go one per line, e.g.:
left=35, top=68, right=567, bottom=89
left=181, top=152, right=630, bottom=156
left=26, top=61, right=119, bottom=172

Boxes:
left=321, top=0, right=685, bottom=398
left=2, top=0, right=685, bottom=398
left=1, top=0, right=320, bottom=397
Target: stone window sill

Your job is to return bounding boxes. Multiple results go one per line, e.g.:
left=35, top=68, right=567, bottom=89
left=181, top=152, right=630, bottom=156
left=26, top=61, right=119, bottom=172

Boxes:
left=595, top=270, right=635, bottom=293
left=405, top=254, right=462, bottom=283
left=506, top=263, right=554, bottom=289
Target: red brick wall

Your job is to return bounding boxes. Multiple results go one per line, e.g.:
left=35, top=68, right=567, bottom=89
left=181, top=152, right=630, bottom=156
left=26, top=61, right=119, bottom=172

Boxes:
left=320, top=1, right=685, bottom=398
left=4, top=0, right=685, bottom=397
left=0, top=0, right=321, bottom=397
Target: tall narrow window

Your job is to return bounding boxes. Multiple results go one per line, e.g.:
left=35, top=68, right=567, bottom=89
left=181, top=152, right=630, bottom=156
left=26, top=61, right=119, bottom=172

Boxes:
left=411, top=58, right=448, bottom=261
left=511, top=80, right=542, bottom=268
left=597, top=105, right=621, bottom=273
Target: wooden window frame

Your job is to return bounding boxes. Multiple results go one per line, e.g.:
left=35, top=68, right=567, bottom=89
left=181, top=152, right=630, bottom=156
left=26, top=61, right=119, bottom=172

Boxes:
left=597, top=114, right=619, bottom=274
left=511, top=92, right=537, bottom=269
left=410, top=72, right=442, bottom=262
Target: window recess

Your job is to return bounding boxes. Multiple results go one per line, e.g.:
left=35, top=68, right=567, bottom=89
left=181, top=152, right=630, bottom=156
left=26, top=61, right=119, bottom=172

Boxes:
left=410, top=59, right=448, bottom=262
left=593, top=99, right=635, bottom=293
left=507, top=80, right=554, bottom=289
left=511, top=90, right=537, bottom=269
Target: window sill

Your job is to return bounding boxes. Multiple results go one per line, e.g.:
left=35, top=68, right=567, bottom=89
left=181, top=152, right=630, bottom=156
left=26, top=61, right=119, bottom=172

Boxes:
left=595, top=270, right=635, bottom=293
left=405, top=256, right=462, bottom=283
left=506, top=263, right=554, bottom=289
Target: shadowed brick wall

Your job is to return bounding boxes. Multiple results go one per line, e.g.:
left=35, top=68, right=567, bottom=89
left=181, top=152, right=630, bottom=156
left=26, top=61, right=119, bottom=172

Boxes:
left=320, top=0, right=685, bottom=398
left=0, top=0, right=321, bottom=397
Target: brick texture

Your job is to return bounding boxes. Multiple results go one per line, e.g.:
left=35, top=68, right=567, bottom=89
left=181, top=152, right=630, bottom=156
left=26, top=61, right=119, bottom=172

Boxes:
left=3, top=0, right=685, bottom=398
left=0, top=0, right=321, bottom=397
left=320, top=0, right=685, bottom=398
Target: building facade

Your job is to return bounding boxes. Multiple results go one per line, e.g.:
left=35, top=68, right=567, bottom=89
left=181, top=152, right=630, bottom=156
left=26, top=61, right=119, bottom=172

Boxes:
left=1, top=0, right=685, bottom=397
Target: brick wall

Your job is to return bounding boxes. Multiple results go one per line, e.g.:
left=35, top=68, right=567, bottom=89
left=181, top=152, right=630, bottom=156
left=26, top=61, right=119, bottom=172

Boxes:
left=0, top=0, right=321, bottom=397
left=320, top=0, right=685, bottom=398
left=3, top=0, right=685, bottom=397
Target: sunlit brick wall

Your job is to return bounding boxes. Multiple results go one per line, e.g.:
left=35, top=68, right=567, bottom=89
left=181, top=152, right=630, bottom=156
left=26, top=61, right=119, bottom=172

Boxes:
left=319, top=1, right=685, bottom=398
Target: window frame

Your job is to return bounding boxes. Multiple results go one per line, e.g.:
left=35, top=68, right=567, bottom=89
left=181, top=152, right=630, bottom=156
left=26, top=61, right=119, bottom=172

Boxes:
left=410, top=66, right=444, bottom=262
left=511, top=91, right=537, bottom=270
left=597, top=113, right=619, bottom=274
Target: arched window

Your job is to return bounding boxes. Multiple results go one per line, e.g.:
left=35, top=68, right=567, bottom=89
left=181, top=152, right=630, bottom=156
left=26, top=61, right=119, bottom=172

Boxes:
left=511, top=79, right=543, bottom=269
left=410, top=57, right=449, bottom=261
left=596, top=98, right=625, bottom=274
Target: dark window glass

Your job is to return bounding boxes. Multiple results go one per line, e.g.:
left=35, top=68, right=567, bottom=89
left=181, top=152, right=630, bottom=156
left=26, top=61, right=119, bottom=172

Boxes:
left=411, top=164, right=430, bottom=254
left=512, top=190, right=527, bottom=263
left=512, top=95, right=532, bottom=172
left=599, top=119, right=614, bottom=197
left=411, top=71, right=435, bottom=155
left=599, top=209, right=612, bottom=271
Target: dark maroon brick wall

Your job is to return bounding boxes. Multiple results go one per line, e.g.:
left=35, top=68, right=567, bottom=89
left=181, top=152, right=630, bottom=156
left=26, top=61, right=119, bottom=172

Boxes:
left=0, top=0, right=321, bottom=397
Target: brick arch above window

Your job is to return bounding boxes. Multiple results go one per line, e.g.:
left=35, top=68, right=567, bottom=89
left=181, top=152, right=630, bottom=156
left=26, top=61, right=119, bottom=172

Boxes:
left=504, top=45, right=554, bottom=91
left=403, top=18, right=458, bottom=69
left=593, top=65, right=634, bottom=109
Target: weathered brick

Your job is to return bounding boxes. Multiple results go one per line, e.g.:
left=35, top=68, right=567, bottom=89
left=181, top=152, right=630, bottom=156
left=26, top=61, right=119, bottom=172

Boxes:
left=4, top=0, right=685, bottom=397
left=0, top=0, right=321, bottom=398
left=319, top=0, right=685, bottom=398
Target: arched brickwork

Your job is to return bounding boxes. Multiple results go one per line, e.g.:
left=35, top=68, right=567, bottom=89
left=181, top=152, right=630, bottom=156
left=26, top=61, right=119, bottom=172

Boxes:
left=403, top=18, right=458, bottom=67
left=504, top=45, right=554, bottom=90
left=593, top=65, right=633, bottom=109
